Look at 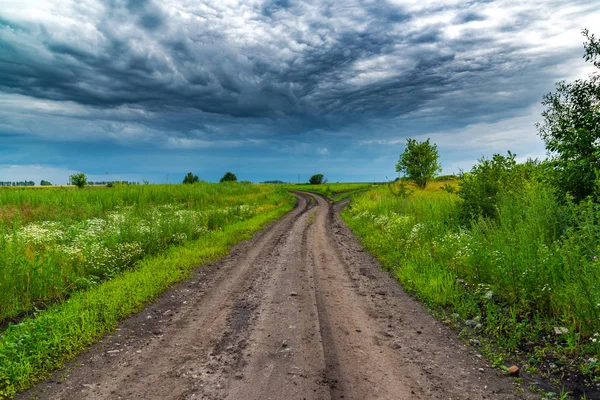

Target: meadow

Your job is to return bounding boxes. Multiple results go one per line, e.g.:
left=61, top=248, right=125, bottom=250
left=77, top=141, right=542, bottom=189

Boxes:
left=343, top=178, right=600, bottom=388
left=283, top=182, right=375, bottom=201
left=0, top=183, right=294, bottom=397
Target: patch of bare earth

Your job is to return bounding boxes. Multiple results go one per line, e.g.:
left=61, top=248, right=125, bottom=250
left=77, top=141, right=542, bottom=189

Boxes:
left=19, top=193, right=536, bottom=400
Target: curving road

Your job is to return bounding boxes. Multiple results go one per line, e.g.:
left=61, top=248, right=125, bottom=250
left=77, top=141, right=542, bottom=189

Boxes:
left=21, top=192, right=534, bottom=400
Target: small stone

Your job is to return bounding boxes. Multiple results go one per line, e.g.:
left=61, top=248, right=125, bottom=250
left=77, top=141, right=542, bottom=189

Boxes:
left=474, top=324, right=482, bottom=330
left=465, top=320, right=477, bottom=327
left=478, top=368, right=485, bottom=373
left=507, top=365, right=520, bottom=376
left=376, top=290, right=387, bottom=296
left=281, top=341, right=288, bottom=348
left=390, top=342, right=402, bottom=349
left=234, top=372, right=243, bottom=380
left=554, top=326, right=569, bottom=335
left=289, top=292, right=298, bottom=297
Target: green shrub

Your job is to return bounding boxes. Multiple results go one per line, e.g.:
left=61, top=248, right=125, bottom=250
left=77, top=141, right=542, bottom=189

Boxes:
left=309, top=174, right=324, bottom=184
left=457, top=152, right=539, bottom=221
left=70, top=173, right=87, bottom=189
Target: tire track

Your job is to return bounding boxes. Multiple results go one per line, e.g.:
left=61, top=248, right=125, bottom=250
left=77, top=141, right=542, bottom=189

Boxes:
left=20, top=191, right=537, bottom=400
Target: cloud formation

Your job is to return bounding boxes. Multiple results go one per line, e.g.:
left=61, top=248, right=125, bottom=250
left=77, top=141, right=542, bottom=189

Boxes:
left=0, top=0, right=599, bottom=181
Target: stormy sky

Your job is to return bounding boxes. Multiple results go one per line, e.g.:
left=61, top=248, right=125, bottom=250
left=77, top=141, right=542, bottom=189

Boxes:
left=0, top=0, right=599, bottom=183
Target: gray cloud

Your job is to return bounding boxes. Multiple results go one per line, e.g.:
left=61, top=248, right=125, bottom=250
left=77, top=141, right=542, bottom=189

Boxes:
left=1, top=0, right=595, bottom=122
left=0, top=0, right=599, bottom=181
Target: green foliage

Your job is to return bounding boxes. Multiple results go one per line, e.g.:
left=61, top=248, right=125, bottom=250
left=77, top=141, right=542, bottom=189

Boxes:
left=343, top=177, right=600, bottom=387
left=457, top=152, right=539, bottom=221
left=182, top=172, right=199, bottom=184
left=537, top=30, right=600, bottom=202
left=387, top=179, right=412, bottom=198
left=396, top=138, right=442, bottom=189
left=284, top=183, right=373, bottom=199
left=220, top=172, right=237, bottom=182
left=309, top=174, right=325, bottom=184
left=39, top=180, right=52, bottom=186
left=440, top=183, right=456, bottom=194
left=0, top=184, right=292, bottom=324
left=0, top=199, right=293, bottom=397
left=70, top=173, right=87, bottom=189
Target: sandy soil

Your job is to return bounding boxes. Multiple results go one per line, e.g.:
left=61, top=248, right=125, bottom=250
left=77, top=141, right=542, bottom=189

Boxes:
left=19, top=192, right=536, bottom=400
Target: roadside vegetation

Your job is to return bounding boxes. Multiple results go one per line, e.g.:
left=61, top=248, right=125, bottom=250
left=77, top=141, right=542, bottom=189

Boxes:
left=285, top=182, right=375, bottom=201
left=0, top=183, right=293, bottom=397
left=344, top=31, right=600, bottom=397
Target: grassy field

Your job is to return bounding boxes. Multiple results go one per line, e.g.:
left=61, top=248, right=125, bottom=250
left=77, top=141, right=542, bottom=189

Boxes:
left=283, top=182, right=375, bottom=201
left=343, top=180, right=600, bottom=390
left=0, top=183, right=294, bottom=397
left=0, top=183, right=292, bottom=324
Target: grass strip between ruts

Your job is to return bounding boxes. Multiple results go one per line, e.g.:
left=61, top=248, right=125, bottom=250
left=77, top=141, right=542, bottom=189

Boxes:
left=0, top=201, right=293, bottom=398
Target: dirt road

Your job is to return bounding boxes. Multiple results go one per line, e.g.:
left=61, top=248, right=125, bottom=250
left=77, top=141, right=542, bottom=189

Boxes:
left=21, top=193, right=534, bottom=399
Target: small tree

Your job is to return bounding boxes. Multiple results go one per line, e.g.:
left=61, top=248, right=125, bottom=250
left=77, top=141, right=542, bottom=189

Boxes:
left=220, top=172, right=237, bottom=182
left=396, top=138, right=442, bottom=189
left=309, top=174, right=324, bottom=184
left=182, top=172, right=199, bottom=184
left=537, top=29, right=600, bottom=202
left=40, top=180, right=52, bottom=186
left=70, top=173, right=87, bottom=189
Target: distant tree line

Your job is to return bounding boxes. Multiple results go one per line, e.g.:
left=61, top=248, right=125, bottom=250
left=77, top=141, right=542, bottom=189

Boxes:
left=0, top=181, right=35, bottom=187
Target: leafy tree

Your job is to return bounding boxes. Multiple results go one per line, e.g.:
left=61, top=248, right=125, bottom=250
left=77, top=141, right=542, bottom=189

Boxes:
left=219, top=172, right=237, bottom=182
left=395, top=138, right=441, bottom=189
left=537, top=29, right=600, bottom=202
left=40, top=180, right=52, bottom=186
left=309, top=174, right=324, bottom=184
left=182, top=172, right=199, bottom=184
left=70, top=173, right=87, bottom=189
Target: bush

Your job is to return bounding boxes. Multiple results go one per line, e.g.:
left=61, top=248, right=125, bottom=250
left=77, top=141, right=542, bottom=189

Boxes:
left=182, top=172, right=199, bottom=184
left=309, top=174, right=324, bottom=184
left=457, top=152, right=539, bottom=221
left=70, top=173, right=87, bottom=189
left=220, top=172, right=237, bottom=183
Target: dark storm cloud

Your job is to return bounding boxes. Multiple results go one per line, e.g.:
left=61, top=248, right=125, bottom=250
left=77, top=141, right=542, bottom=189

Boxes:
left=2, top=0, right=580, bottom=124
left=0, top=0, right=599, bottom=183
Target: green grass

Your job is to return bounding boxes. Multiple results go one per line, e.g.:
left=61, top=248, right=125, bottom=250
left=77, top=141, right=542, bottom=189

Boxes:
left=284, top=182, right=375, bottom=199
left=342, top=180, right=600, bottom=389
left=0, top=183, right=291, bottom=324
left=0, top=191, right=294, bottom=398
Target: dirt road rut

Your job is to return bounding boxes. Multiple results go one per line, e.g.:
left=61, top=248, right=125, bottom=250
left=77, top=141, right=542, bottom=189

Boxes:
left=21, top=193, right=535, bottom=400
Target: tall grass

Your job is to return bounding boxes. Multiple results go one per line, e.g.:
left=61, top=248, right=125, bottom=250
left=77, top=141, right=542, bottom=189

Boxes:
left=0, top=200, right=294, bottom=398
left=343, top=180, right=600, bottom=371
left=0, top=183, right=293, bottom=324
